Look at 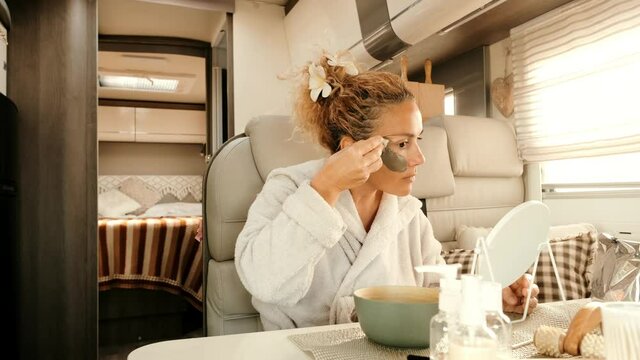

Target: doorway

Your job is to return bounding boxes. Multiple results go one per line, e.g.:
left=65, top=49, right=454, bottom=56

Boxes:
left=97, top=0, right=231, bottom=358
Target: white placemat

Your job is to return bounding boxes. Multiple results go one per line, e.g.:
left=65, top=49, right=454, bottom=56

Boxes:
left=289, top=299, right=592, bottom=360
left=289, top=326, right=429, bottom=360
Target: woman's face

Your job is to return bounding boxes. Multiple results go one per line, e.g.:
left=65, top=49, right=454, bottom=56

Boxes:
left=368, top=100, right=425, bottom=196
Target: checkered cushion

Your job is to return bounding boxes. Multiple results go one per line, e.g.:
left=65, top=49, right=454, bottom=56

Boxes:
left=441, top=230, right=597, bottom=303
left=530, top=231, right=597, bottom=302
left=441, top=249, right=475, bottom=274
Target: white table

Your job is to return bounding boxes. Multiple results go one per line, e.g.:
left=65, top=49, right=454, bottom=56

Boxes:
left=128, top=323, right=358, bottom=360
left=126, top=322, right=583, bottom=360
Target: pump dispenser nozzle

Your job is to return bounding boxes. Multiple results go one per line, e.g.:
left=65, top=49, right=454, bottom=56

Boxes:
left=414, top=263, right=461, bottom=284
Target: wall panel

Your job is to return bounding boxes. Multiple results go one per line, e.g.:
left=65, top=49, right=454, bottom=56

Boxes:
left=7, top=0, right=97, bottom=358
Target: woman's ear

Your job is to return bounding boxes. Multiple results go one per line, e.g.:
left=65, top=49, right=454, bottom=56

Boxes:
left=338, top=136, right=355, bottom=151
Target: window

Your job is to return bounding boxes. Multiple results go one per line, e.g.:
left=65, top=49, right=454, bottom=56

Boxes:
left=542, top=152, right=640, bottom=194
left=511, top=0, right=640, bottom=163
left=444, top=88, right=455, bottom=115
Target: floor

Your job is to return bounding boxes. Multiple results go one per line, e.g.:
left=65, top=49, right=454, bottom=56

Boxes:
left=98, top=289, right=203, bottom=359
left=99, top=328, right=202, bottom=360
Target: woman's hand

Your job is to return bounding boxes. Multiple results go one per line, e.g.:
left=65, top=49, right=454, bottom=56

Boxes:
left=502, top=274, right=539, bottom=314
left=311, top=136, right=385, bottom=205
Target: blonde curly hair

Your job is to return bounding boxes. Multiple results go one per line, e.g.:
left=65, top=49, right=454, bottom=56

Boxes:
left=293, top=55, right=414, bottom=153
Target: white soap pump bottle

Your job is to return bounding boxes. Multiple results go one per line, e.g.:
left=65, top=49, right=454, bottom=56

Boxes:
left=414, top=264, right=461, bottom=360
left=448, top=275, right=498, bottom=360
left=482, top=281, right=512, bottom=360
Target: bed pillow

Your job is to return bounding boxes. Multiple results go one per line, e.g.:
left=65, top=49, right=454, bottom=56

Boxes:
left=142, top=202, right=202, bottom=217
left=98, top=189, right=142, bottom=218
left=455, top=225, right=492, bottom=250
left=180, top=193, right=199, bottom=203
left=157, top=193, right=180, bottom=204
left=126, top=207, right=147, bottom=216
left=118, top=177, right=162, bottom=209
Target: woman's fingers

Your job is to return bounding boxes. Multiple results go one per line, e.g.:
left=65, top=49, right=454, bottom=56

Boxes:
left=522, top=282, right=540, bottom=298
left=503, top=274, right=540, bottom=314
left=504, top=295, right=538, bottom=314
left=362, top=143, right=384, bottom=166
left=315, top=136, right=386, bottom=194
left=520, top=273, right=533, bottom=288
left=509, top=296, right=539, bottom=314
left=502, top=286, right=519, bottom=306
left=367, top=157, right=383, bottom=173
left=353, top=135, right=384, bottom=155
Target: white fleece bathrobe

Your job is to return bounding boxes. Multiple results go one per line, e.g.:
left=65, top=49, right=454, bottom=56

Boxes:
left=235, top=159, right=444, bottom=330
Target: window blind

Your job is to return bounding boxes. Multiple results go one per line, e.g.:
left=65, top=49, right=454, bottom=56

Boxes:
left=511, top=0, right=640, bottom=162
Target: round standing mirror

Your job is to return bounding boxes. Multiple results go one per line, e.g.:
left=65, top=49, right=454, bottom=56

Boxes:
left=477, top=200, right=551, bottom=288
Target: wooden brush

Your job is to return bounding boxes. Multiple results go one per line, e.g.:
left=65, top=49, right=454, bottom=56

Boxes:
left=564, top=302, right=603, bottom=355
left=534, top=325, right=604, bottom=359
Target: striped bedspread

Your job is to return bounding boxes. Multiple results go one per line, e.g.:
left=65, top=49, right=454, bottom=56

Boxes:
left=98, top=217, right=203, bottom=310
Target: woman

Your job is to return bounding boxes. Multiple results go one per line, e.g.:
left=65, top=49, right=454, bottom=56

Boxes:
left=235, top=52, right=538, bottom=330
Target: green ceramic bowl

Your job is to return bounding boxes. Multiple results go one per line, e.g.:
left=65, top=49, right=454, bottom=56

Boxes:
left=354, top=285, right=439, bottom=348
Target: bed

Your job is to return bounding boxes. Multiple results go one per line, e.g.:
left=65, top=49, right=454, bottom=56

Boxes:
left=98, top=175, right=204, bottom=310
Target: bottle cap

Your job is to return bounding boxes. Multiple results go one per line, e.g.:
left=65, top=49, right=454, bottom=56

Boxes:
left=459, top=275, right=485, bottom=326
left=482, top=281, right=503, bottom=313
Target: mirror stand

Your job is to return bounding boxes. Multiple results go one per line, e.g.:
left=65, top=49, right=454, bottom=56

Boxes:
left=472, top=237, right=567, bottom=324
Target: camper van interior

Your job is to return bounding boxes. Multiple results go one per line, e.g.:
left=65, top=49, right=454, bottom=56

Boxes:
left=4, top=0, right=640, bottom=359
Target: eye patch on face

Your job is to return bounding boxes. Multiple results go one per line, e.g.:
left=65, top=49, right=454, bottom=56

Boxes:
left=381, top=138, right=408, bottom=172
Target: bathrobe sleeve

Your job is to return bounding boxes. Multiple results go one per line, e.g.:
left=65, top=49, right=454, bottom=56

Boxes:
left=419, top=212, right=446, bottom=287
left=235, top=172, right=347, bottom=306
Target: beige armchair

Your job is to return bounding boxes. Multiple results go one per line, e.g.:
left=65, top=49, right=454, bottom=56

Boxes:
left=202, top=115, right=327, bottom=336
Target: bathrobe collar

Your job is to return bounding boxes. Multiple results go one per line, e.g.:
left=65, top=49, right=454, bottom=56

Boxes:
left=334, top=190, right=422, bottom=292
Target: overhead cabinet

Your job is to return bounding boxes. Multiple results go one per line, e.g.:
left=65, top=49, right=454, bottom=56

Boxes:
left=97, top=106, right=135, bottom=141
left=98, top=106, right=206, bottom=144
left=135, top=108, right=206, bottom=144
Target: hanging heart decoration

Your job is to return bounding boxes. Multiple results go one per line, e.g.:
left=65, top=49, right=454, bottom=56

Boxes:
left=491, top=73, right=514, bottom=118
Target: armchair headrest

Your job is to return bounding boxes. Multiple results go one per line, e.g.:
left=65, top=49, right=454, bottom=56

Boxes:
left=412, top=126, right=455, bottom=198
left=428, top=115, right=523, bottom=177
left=245, top=115, right=328, bottom=181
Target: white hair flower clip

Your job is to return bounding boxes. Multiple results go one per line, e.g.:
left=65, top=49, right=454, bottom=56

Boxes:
left=326, top=50, right=359, bottom=76
left=308, top=64, right=332, bottom=102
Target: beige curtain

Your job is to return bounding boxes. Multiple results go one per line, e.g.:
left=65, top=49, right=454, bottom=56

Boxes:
left=511, top=0, right=640, bottom=162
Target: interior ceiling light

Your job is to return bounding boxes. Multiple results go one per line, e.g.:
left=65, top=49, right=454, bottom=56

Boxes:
left=99, top=75, right=179, bottom=92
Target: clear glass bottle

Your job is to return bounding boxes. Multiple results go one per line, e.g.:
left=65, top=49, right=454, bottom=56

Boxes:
left=482, top=281, right=512, bottom=360
left=448, top=275, right=498, bottom=360
left=481, top=281, right=511, bottom=359
left=430, top=278, right=461, bottom=360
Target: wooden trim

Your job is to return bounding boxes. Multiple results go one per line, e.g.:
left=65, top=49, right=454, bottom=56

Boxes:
left=225, top=13, right=234, bottom=139
left=285, top=0, right=299, bottom=15
left=205, top=46, right=213, bottom=155
left=8, top=0, right=97, bottom=357
left=0, top=0, right=10, bottom=31
left=99, top=35, right=210, bottom=58
left=99, top=99, right=205, bottom=111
